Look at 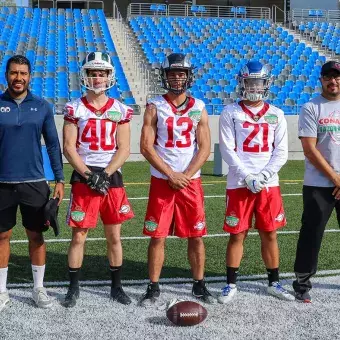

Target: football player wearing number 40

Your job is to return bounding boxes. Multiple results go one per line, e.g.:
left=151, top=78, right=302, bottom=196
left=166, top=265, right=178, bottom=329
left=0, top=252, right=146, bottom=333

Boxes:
left=62, top=52, right=134, bottom=308
left=218, top=61, right=295, bottom=304
left=139, top=53, right=215, bottom=307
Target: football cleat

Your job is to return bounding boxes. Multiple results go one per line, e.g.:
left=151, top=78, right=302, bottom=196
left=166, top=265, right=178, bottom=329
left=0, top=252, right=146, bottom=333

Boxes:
left=110, top=287, right=131, bottom=305
left=217, top=284, right=237, bottom=304
left=63, top=286, right=80, bottom=308
left=139, top=283, right=160, bottom=307
left=0, top=291, right=10, bottom=312
left=32, top=287, right=53, bottom=308
left=192, top=281, right=216, bottom=304
left=295, top=290, right=312, bottom=303
left=267, top=282, right=295, bottom=301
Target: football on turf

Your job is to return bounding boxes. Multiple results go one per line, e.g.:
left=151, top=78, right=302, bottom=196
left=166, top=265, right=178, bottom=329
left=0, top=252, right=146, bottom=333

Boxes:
left=166, top=300, right=207, bottom=326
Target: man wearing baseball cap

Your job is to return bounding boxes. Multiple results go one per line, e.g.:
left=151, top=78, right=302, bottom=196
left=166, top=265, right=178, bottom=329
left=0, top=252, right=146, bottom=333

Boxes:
left=293, top=60, right=340, bottom=302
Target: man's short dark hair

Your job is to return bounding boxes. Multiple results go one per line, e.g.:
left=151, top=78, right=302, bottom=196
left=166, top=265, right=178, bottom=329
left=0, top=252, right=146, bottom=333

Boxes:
left=6, top=55, right=31, bottom=74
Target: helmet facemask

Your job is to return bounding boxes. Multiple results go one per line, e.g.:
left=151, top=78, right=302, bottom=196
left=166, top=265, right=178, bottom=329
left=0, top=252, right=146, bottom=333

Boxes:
left=82, top=69, right=115, bottom=95
left=161, top=69, right=192, bottom=95
left=80, top=52, right=115, bottom=94
left=160, top=53, right=194, bottom=95
left=240, top=78, right=271, bottom=101
left=237, top=61, right=272, bottom=102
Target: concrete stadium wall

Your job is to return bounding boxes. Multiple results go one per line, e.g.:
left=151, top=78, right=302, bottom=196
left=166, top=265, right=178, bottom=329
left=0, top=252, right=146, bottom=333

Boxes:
left=54, top=115, right=303, bottom=162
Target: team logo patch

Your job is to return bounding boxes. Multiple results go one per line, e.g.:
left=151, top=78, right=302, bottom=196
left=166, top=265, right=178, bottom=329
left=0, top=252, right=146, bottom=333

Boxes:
left=275, top=213, right=285, bottom=222
left=188, top=110, right=202, bottom=123
left=194, top=221, right=205, bottom=230
left=264, top=114, right=278, bottom=124
left=119, top=205, right=131, bottom=214
left=107, top=110, right=122, bottom=122
left=318, top=110, right=340, bottom=145
left=144, top=220, right=158, bottom=232
left=71, top=210, right=85, bottom=222
left=0, top=107, right=10, bottom=113
left=225, top=215, right=239, bottom=227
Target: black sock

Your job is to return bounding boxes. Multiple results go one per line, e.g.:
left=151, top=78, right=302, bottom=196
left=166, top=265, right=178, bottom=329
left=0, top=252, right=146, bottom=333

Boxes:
left=267, top=268, right=279, bottom=286
left=110, top=266, right=122, bottom=288
left=193, top=279, right=205, bottom=287
left=69, top=267, right=81, bottom=288
left=149, top=281, right=160, bottom=291
left=227, top=267, right=239, bottom=285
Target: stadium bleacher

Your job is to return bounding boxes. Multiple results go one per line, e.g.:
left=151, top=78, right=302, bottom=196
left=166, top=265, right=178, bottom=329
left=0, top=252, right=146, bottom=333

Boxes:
left=0, top=7, right=135, bottom=113
left=129, top=16, right=328, bottom=115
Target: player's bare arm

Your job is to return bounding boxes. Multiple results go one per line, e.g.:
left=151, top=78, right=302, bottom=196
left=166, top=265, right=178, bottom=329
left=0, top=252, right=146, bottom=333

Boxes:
left=301, top=137, right=340, bottom=198
left=63, top=120, right=91, bottom=178
left=140, top=103, right=190, bottom=189
left=105, top=122, right=130, bottom=176
left=183, top=108, right=211, bottom=178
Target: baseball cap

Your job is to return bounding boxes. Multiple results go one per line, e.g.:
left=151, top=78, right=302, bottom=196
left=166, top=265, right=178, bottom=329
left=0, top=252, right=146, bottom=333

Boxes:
left=44, top=198, right=60, bottom=237
left=321, top=61, right=340, bottom=76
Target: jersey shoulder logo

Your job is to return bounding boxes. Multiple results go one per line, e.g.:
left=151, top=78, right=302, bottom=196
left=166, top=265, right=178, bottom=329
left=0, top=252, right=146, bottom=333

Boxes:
left=107, top=110, right=122, bottom=122
left=188, top=110, right=202, bottom=123
left=264, top=114, right=278, bottom=124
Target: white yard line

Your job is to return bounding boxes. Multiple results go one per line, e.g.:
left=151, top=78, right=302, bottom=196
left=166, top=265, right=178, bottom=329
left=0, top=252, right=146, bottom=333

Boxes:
left=7, top=268, right=340, bottom=288
left=61, top=193, right=302, bottom=201
left=10, top=228, right=340, bottom=244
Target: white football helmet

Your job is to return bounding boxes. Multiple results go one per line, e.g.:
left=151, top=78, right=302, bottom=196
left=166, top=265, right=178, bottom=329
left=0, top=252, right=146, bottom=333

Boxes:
left=80, top=52, right=115, bottom=94
left=237, top=61, right=272, bottom=101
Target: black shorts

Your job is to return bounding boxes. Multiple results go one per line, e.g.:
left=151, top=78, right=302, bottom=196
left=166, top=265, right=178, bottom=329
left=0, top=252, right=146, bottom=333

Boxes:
left=70, top=166, right=124, bottom=188
left=0, top=181, right=50, bottom=233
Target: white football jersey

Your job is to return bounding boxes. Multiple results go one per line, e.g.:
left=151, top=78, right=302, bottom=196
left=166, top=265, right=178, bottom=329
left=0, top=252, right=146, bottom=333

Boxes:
left=148, top=95, right=205, bottom=179
left=63, top=97, right=133, bottom=168
left=219, top=101, right=288, bottom=189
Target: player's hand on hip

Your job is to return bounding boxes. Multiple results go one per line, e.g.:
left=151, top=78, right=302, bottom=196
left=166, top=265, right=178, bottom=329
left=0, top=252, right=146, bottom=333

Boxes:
left=245, top=173, right=267, bottom=194
left=331, top=175, right=340, bottom=200
left=168, top=172, right=191, bottom=190
left=53, top=183, right=65, bottom=205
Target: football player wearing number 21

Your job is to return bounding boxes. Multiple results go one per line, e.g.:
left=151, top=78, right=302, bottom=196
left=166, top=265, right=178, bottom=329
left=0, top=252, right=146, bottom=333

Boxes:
left=139, top=53, right=215, bottom=306
left=62, top=52, right=134, bottom=308
left=218, top=61, right=295, bottom=303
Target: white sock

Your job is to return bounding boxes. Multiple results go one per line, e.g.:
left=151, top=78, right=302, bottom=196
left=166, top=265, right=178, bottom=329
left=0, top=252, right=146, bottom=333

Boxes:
left=0, top=267, right=8, bottom=293
left=32, top=264, right=45, bottom=289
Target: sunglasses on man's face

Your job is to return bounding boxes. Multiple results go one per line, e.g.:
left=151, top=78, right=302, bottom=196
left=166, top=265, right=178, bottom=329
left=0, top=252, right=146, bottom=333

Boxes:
left=322, top=74, right=340, bottom=81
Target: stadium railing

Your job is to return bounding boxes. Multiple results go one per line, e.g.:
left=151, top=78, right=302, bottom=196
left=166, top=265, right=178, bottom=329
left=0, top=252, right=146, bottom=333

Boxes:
left=127, top=3, right=271, bottom=20
left=291, top=8, right=339, bottom=22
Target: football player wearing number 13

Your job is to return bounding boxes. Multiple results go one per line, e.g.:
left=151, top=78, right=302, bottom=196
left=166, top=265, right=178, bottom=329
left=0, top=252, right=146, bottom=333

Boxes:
left=62, top=52, right=134, bottom=307
left=218, top=61, right=294, bottom=303
left=139, top=53, right=215, bottom=306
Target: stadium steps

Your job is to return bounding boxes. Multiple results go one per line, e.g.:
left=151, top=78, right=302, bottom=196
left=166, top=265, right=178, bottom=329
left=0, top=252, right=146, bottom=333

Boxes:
left=107, top=18, right=148, bottom=110
left=281, top=25, right=332, bottom=60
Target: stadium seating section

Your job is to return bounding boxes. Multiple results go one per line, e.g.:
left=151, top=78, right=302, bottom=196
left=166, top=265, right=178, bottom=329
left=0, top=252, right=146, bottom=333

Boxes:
left=130, top=16, right=328, bottom=115
left=298, top=21, right=340, bottom=55
left=0, top=6, right=135, bottom=113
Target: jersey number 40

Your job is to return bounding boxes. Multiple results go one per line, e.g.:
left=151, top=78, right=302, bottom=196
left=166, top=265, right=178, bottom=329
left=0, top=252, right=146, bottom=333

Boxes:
left=81, top=119, right=117, bottom=151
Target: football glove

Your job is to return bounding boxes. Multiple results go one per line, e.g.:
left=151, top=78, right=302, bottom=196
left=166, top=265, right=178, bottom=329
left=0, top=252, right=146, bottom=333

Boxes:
left=245, top=173, right=267, bottom=194
left=85, top=170, right=110, bottom=195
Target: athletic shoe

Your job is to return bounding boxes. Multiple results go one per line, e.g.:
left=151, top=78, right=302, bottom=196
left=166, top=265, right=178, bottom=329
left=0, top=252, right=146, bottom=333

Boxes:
left=63, top=286, right=80, bottom=308
left=110, top=287, right=131, bottom=305
left=139, top=283, right=160, bottom=307
left=295, top=290, right=312, bottom=303
left=0, top=291, right=10, bottom=312
left=32, top=287, right=53, bottom=308
left=217, top=284, right=237, bottom=304
left=192, top=281, right=216, bottom=304
left=267, top=282, right=295, bottom=301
